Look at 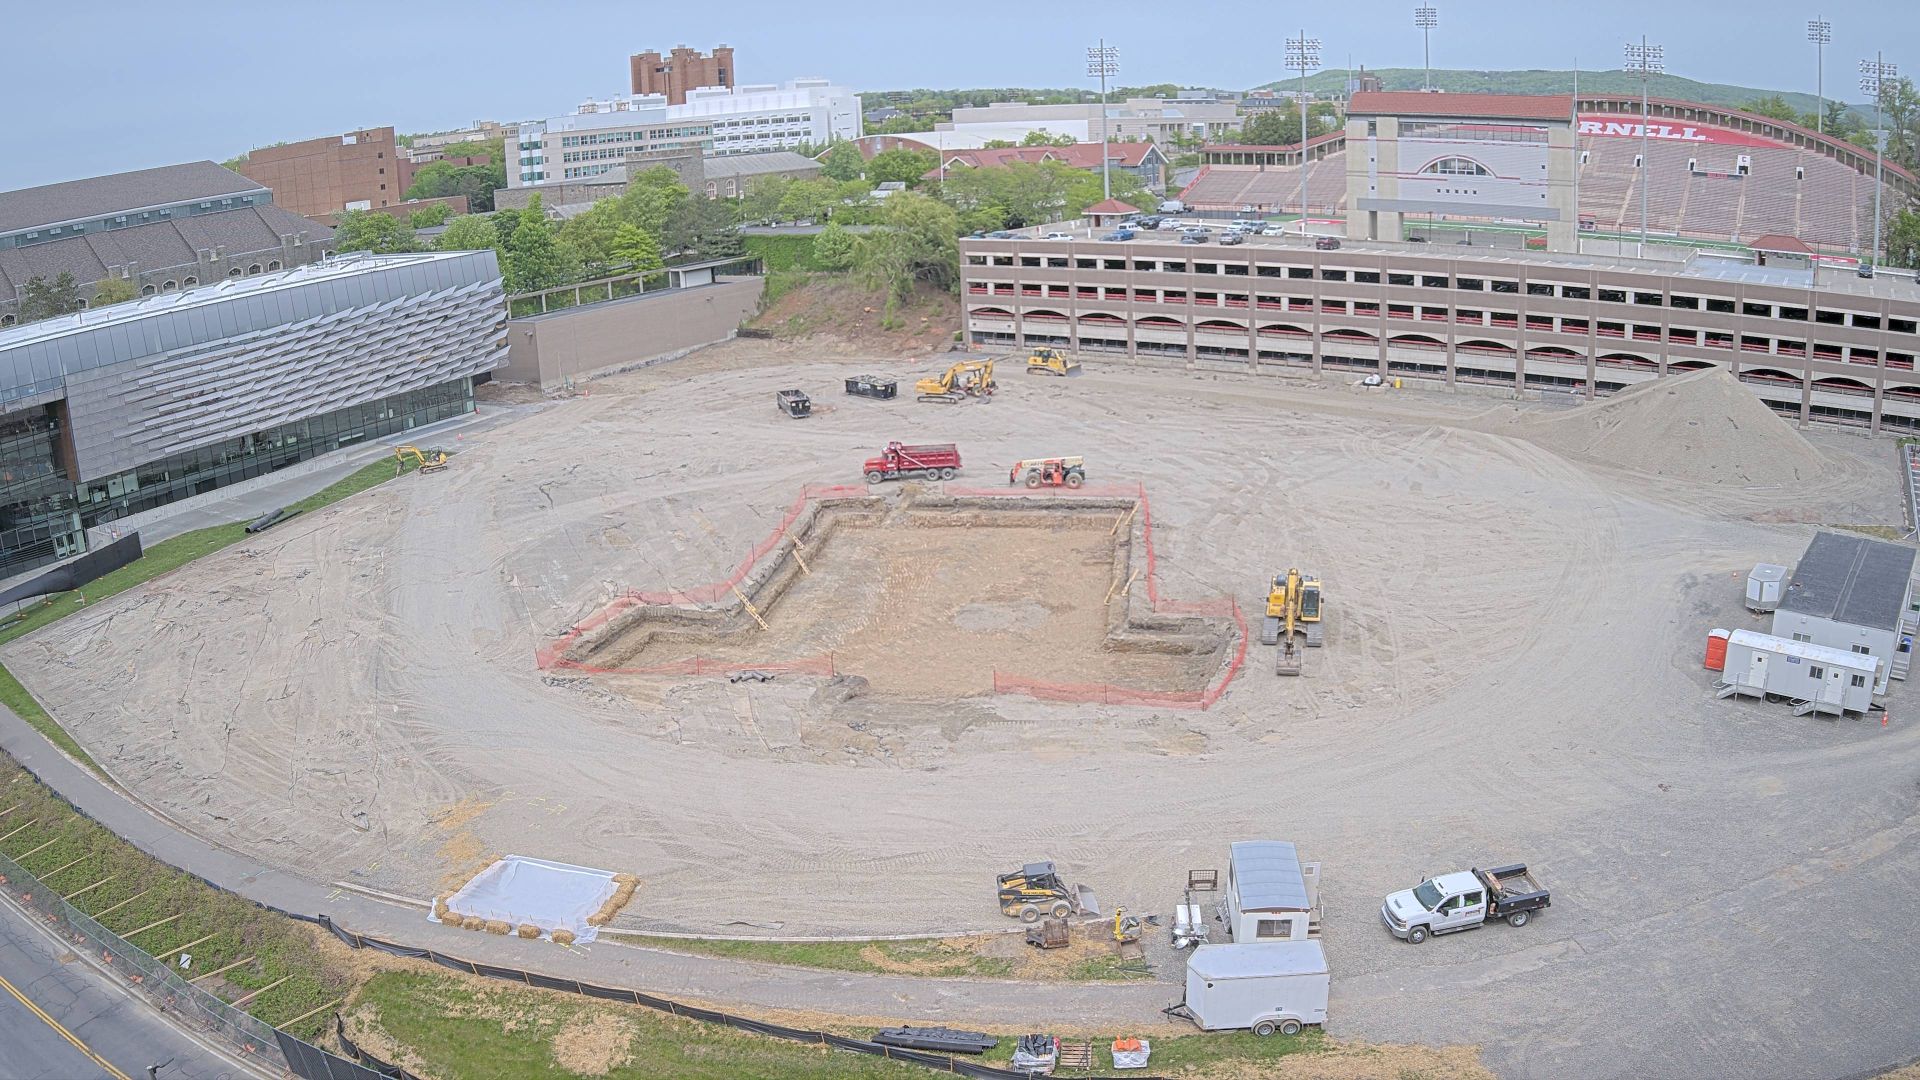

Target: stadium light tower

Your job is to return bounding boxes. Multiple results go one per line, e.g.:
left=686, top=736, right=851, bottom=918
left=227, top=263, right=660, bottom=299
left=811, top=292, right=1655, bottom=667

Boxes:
left=1087, top=41, right=1120, bottom=201
left=1624, top=36, right=1664, bottom=255
left=1286, top=31, right=1322, bottom=236
left=1862, top=53, right=1897, bottom=272
left=1807, top=18, right=1831, bottom=134
left=1415, top=7, right=1438, bottom=92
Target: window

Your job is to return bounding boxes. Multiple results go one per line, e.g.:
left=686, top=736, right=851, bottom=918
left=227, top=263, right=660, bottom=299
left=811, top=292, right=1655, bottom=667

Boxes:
left=1288, top=267, right=1312, bottom=279
left=1388, top=272, right=1415, bottom=286
left=1705, top=298, right=1735, bottom=313
left=1354, top=271, right=1380, bottom=283
left=1809, top=665, right=1826, bottom=680
left=1421, top=156, right=1492, bottom=176
left=1599, top=288, right=1628, bottom=304
left=1793, top=633, right=1812, bottom=643
left=1255, top=918, right=1293, bottom=939
left=1527, top=282, right=1553, bottom=296
left=1670, top=294, right=1698, bottom=309
left=1892, top=318, right=1918, bottom=335
left=1562, top=286, right=1590, bottom=300
left=1851, top=674, right=1867, bottom=688
left=1422, top=275, right=1448, bottom=289
left=1816, top=309, right=1845, bottom=325
left=1455, top=277, right=1484, bottom=291
left=1634, top=291, right=1663, bottom=307
left=1491, top=280, right=1519, bottom=294
left=1462, top=891, right=1483, bottom=908
left=1852, top=644, right=1871, bottom=655
left=1743, top=302, right=1772, bottom=318
left=1855, top=314, right=1881, bottom=330
left=1322, top=269, right=1348, bottom=282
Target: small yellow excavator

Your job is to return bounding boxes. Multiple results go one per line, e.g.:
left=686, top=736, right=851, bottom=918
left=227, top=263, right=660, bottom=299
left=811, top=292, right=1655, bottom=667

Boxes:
left=916, top=359, right=996, bottom=404
left=395, top=445, right=449, bottom=475
left=1262, top=568, right=1324, bottom=676
left=1025, top=346, right=1082, bottom=377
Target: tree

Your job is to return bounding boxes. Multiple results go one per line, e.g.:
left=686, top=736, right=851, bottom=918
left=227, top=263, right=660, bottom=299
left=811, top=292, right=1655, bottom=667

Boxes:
left=405, top=161, right=505, bottom=212
left=741, top=175, right=792, bottom=223
left=982, top=139, right=1016, bottom=149
left=664, top=195, right=745, bottom=261
left=777, top=178, right=839, bottom=223
left=503, top=196, right=579, bottom=292
left=936, top=160, right=1147, bottom=229
left=409, top=204, right=453, bottom=228
left=812, top=220, right=857, bottom=270
left=332, top=210, right=419, bottom=254
left=821, top=140, right=865, bottom=182
left=616, top=167, right=690, bottom=236
left=1886, top=209, right=1920, bottom=270
left=1236, top=104, right=1341, bottom=147
left=609, top=223, right=664, bottom=274
left=855, top=192, right=960, bottom=302
left=435, top=213, right=506, bottom=259
left=18, top=273, right=84, bottom=322
left=1020, top=130, right=1075, bottom=147
left=91, top=275, right=140, bottom=306
left=1742, top=95, right=1803, bottom=124
left=866, top=147, right=940, bottom=188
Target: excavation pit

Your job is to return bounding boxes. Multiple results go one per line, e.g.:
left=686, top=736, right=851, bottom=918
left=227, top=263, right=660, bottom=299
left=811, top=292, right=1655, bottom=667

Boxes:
left=553, top=493, right=1238, bottom=700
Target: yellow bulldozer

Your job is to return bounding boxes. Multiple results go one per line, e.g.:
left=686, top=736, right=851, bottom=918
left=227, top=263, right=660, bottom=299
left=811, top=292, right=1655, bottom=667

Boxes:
left=1025, top=347, right=1082, bottom=377
left=916, top=359, right=996, bottom=404
left=1262, top=568, right=1323, bottom=676
left=395, top=445, right=449, bottom=475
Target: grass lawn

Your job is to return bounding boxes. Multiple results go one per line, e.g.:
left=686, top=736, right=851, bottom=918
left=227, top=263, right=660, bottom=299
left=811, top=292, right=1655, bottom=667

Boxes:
left=0, top=455, right=424, bottom=769
left=622, top=932, right=1153, bottom=982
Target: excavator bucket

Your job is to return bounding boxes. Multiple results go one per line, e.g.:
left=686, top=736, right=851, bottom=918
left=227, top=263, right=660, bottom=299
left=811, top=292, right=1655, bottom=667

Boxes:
left=1276, top=641, right=1303, bottom=677
left=1075, top=884, right=1102, bottom=916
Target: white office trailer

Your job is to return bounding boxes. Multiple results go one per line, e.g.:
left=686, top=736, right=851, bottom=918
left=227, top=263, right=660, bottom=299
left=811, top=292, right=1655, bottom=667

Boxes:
left=1221, top=841, right=1321, bottom=942
left=1745, top=564, right=1787, bottom=613
left=1717, top=628, right=1877, bottom=716
left=1178, top=941, right=1329, bottom=1035
left=1769, top=531, right=1918, bottom=694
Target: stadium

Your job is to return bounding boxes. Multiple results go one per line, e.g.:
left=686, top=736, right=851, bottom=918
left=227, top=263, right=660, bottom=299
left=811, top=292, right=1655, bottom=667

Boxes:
left=2, top=91, right=1918, bottom=1080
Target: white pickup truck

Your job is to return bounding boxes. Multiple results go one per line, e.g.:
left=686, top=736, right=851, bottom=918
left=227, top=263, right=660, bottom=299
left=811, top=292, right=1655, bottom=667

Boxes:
left=1380, top=863, right=1550, bottom=944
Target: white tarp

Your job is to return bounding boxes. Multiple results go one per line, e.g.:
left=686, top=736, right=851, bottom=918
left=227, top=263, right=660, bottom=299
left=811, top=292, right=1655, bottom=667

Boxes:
left=430, top=855, right=620, bottom=942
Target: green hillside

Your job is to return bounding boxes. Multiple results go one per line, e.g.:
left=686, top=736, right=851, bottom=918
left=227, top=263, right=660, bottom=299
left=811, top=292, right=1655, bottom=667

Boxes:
left=1260, top=67, right=1857, bottom=118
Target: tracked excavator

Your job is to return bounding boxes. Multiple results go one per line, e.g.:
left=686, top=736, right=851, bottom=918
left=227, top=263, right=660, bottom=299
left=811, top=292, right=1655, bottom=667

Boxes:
left=916, top=359, right=996, bottom=404
left=1261, top=568, right=1323, bottom=676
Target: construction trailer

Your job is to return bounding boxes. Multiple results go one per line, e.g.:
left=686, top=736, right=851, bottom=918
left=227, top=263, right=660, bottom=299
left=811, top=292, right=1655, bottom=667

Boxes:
left=1219, top=840, right=1321, bottom=943
left=1769, top=531, right=1917, bottom=694
left=1717, top=628, right=1877, bottom=717
left=1174, top=941, right=1329, bottom=1036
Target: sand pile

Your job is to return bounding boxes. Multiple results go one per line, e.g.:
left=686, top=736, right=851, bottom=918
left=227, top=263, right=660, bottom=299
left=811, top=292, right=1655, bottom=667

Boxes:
left=1518, top=368, right=1829, bottom=484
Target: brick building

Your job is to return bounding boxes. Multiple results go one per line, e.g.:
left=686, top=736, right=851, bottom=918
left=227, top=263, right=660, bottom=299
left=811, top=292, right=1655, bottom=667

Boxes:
left=238, top=127, right=417, bottom=219
left=629, top=45, right=734, bottom=105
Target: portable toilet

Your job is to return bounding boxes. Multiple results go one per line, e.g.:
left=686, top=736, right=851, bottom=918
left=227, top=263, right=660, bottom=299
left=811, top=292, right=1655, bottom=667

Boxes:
left=1746, top=564, right=1788, bottom=613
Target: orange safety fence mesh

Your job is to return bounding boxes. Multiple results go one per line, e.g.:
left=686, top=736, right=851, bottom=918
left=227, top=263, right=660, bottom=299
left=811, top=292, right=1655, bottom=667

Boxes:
left=547, top=655, right=837, bottom=678
left=535, top=484, right=867, bottom=672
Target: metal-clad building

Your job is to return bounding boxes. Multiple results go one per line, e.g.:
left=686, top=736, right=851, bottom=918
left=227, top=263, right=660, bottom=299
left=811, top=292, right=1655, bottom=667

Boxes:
left=0, top=250, right=505, bottom=575
left=1771, top=530, right=1919, bottom=694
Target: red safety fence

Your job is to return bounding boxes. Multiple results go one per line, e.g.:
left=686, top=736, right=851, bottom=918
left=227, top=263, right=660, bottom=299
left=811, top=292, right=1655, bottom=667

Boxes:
left=536, top=484, right=868, bottom=671
left=548, top=655, right=837, bottom=678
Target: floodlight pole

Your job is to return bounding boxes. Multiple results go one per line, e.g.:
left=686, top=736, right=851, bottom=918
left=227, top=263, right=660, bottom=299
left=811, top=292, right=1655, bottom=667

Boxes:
left=1088, top=42, right=1120, bottom=201
left=1415, top=7, right=1438, bottom=92
left=1286, top=31, right=1321, bottom=236
left=1625, top=36, right=1663, bottom=256
left=1807, top=17, right=1831, bottom=134
left=1862, top=53, right=1896, bottom=270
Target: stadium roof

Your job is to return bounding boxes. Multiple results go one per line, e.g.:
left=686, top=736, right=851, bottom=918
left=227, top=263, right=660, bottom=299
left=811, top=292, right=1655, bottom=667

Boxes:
left=1202, top=132, right=1346, bottom=154
left=1348, top=92, right=1574, bottom=122
left=932, top=143, right=1162, bottom=173
left=0, top=162, right=267, bottom=235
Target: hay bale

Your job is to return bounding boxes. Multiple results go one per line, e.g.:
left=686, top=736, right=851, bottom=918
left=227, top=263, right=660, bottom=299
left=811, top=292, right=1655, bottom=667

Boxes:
left=460, top=915, right=486, bottom=931
left=589, top=876, right=640, bottom=926
left=484, top=920, right=512, bottom=935
left=517, top=924, right=541, bottom=939
left=432, top=896, right=451, bottom=921
left=552, top=929, right=577, bottom=946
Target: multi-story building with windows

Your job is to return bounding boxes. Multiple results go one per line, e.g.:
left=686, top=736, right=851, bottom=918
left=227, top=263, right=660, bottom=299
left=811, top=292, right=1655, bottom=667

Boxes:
left=0, top=162, right=331, bottom=326
left=629, top=45, right=734, bottom=105
left=0, top=249, right=505, bottom=575
left=959, top=233, right=1920, bottom=432
left=509, top=80, right=859, bottom=191
left=237, top=127, right=417, bottom=219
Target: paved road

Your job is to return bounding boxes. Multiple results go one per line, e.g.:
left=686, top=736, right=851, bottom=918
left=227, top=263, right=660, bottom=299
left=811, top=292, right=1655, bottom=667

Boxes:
left=0, top=891, right=251, bottom=1080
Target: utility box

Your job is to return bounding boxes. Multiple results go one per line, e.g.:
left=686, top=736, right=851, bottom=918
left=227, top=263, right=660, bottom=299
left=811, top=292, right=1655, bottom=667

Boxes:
left=1718, top=628, right=1876, bottom=716
left=1221, top=841, right=1320, bottom=943
left=1745, top=564, right=1787, bottom=613
left=1179, top=941, right=1329, bottom=1035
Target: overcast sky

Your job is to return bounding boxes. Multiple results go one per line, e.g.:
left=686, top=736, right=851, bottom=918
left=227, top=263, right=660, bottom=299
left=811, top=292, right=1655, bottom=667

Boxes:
left=4, top=0, right=1911, bottom=191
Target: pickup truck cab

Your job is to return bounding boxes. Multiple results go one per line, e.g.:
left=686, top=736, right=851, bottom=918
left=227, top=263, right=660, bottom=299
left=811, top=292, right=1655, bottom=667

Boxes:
left=1381, top=863, right=1548, bottom=944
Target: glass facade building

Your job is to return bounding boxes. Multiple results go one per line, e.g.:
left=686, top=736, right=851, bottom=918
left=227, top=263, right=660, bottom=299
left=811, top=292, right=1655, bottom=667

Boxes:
left=0, top=407, right=83, bottom=576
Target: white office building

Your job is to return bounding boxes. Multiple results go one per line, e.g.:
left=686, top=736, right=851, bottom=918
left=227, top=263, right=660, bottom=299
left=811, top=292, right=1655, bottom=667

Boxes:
left=510, top=80, right=859, bottom=190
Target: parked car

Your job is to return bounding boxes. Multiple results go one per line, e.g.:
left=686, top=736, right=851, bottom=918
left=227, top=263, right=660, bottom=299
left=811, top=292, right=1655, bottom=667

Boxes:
left=1231, top=218, right=1265, bottom=229
left=1313, top=236, right=1341, bottom=251
left=1042, top=232, right=1075, bottom=241
left=1260, top=225, right=1288, bottom=236
left=1408, top=235, right=1429, bottom=243
left=1159, top=199, right=1187, bottom=213
left=1157, top=220, right=1183, bottom=231
left=1218, top=231, right=1245, bottom=245
left=1100, top=229, right=1137, bottom=241
left=1180, top=233, right=1210, bottom=244
left=1136, top=215, right=1163, bottom=228
left=1381, top=864, right=1550, bottom=944
left=986, top=231, right=1015, bottom=239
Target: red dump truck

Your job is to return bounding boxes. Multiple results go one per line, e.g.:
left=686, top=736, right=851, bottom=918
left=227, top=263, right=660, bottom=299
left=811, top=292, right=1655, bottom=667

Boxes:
left=863, top=441, right=962, bottom=483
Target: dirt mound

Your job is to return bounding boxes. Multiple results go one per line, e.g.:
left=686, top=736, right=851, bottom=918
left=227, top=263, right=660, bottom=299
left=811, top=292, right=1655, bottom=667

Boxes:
left=1518, top=368, right=1829, bottom=484
left=750, top=277, right=957, bottom=353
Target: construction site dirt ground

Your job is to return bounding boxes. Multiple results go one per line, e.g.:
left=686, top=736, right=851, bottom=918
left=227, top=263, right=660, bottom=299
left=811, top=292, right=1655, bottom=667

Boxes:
left=8, top=341, right=1920, bottom=1079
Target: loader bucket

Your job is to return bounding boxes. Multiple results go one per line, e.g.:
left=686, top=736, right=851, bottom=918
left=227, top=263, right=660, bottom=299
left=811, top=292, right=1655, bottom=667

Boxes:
left=1076, top=884, right=1102, bottom=916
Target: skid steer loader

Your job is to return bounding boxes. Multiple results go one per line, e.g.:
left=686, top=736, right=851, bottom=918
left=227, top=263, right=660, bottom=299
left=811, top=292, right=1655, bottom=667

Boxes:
left=997, top=861, right=1101, bottom=923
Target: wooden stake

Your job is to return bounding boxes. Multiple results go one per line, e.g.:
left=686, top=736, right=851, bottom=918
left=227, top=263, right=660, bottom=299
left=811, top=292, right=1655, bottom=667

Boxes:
left=729, top=584, right=770, bottom=631
left=39, top=855, right=87, bottom=881
left=0, top=805, right=16, bottom=819
left=91, top=887, right=150, bottom=919
left=229, top=974, right=290, bottom=1008
left=0, top=819, right=37, bottom=843
left=153, top=931, right=219, bottom=962
left=1110, top=504, right=1138, bottom=537
left=190, top=954, right=256, bottom=984
left=62, top=877, right=113, bottom=902
left=1106, top=569, right=1140, bottom=605
left=15, top=836, right=59, bottom=861
left=121, top=912, right=181, bottom=940
left=789, top=536, right=810, bottom=575
left=277, top=997, right=344, bottom=1030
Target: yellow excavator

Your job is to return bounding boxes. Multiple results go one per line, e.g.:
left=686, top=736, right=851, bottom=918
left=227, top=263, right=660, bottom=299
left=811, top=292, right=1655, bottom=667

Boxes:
left=395, top=445, right=449, bottom=475
left=916, top=359, right=996, bottom=404
left=1025, top=346, right=1082, bottom=377
left=1262, top=568, right=1323, bottom=676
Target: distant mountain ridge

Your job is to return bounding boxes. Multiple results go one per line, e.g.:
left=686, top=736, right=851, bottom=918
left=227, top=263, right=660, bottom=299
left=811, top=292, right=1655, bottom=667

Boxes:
left=1257, top=67, right=1860, bottom=119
